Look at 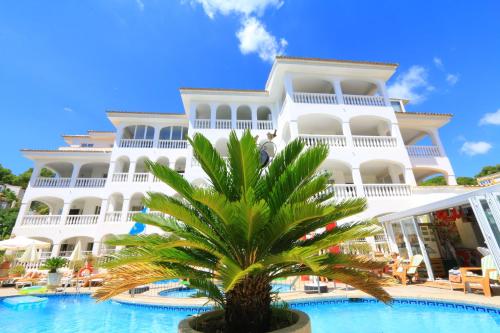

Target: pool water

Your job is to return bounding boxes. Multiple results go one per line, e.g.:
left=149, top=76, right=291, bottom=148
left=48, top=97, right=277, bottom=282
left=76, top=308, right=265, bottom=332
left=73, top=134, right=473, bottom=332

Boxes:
left=159, top=283, right=292, bottom=298
left=0, top=295, right=498, bottom=333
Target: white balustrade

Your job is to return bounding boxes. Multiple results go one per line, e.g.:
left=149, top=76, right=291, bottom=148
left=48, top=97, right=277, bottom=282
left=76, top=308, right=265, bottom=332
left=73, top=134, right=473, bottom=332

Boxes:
left=33, top=177, right=71, bottom=188
left=112, top=173, right=128, bottom=182
left=353, top=136, right=397, bottom=148
left=194, top=119, right=211, bottom=129
left=127, top=211, right=142, bottom=222
left=158, top=140, right=188, bottom=149
left=65, top=214, right=99, bottom=225
left=256, top=120, right=273, bottom=130
left=320, top=184, right=358, bottom=198
left=299, top=135, right=347, bottom=147
left=119, top=139, right=154, bottom=148
left=75, top=177, right=106, bottom=187
left=133, top=173, right=150, bottom=182
left=343, top=94, right=385, bottom=107
left=105, top=211, right=122, bottom=223
left=406, top=145, right=441, bottom=157
left=21, top=215, right=61, bottom=226
left=215, top=119, right=232, bottom=129
left=293, top=92, right=338, bottom=104
left=236, top=120, right=252, bottom=129
left=363, top=184, right=411, bottom=197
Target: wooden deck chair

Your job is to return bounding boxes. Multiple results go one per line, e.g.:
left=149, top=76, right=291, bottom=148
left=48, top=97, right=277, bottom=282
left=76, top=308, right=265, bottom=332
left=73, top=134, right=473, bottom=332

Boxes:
left=460, top=255, right=498, bottom=297
left=393, top=254, right=423, bottom=285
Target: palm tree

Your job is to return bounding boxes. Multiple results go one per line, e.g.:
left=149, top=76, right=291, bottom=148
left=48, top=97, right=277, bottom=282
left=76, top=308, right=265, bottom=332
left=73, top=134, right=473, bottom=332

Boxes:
left=94, top=130, right=391, bottom=332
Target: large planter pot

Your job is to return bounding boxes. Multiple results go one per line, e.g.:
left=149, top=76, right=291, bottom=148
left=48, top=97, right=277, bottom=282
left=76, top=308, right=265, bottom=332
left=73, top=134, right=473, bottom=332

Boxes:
left=47, top=272, right=63, bottom=289
left=178, top=309, right=311, bottom=333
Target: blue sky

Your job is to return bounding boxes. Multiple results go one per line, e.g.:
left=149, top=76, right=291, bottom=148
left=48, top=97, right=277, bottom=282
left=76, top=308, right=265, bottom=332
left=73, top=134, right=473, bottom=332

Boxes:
left=0, top=0, right=499, bottom=177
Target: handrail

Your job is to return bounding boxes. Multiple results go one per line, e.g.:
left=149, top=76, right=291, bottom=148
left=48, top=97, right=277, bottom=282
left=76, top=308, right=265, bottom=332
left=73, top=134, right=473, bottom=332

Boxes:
left=353, top=135, right=397, bottom=148
left=343, top=94, right=385, bottom=107
left=22, top=215, right=61, bottom=226
left=406, top=145, right=441, bottom=157
left=293, top=92, right=338, bottom=104
left=363, top=184, right=411, bottom=197
left=158, top=140, right=188, bottom=149
left=119, top=138, right=154, bottom=148
left=75, top=177, right=106, bottom=187
left=33, top=177, right=71, bottom=188
left=299, top=134, right=347, bottom=147
left=65, top=214, right=99, bottom=225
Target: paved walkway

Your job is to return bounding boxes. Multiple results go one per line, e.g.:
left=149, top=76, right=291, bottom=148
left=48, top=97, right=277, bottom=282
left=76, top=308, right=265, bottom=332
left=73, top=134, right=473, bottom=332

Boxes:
left=3, top=284, right=497, bottom=308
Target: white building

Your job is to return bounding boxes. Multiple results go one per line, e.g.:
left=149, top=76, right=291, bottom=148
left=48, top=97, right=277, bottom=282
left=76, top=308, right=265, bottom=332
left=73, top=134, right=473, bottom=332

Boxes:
left=12, top=56, right=474, bottom=259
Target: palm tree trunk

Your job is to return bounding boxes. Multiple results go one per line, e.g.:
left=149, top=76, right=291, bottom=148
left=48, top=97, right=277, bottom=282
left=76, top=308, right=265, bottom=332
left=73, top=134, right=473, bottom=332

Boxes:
left=225, top=275, right=272, bottom=333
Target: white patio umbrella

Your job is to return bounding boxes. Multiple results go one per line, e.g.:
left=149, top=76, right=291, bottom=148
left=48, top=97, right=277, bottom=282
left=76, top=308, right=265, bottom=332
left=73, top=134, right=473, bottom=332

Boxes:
left=0, top=236, right=50, bottom=251
left=18, top=243, right=41, bottom=263
left=69, top=241, right=83, bottom=263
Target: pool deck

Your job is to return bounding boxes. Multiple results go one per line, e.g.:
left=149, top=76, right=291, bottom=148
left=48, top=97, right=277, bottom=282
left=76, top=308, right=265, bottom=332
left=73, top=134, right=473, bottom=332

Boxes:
left=2, top=284, right=499, bottom=309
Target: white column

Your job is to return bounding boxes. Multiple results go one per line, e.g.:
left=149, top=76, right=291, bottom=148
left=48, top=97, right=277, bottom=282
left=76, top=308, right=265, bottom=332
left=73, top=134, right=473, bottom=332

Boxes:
left=388, top=165, right=402, bottom=184
left=69, top=163, right=81, bottom=187
left=28, top=162, right=42, bottom=188
left=333, top=80, right=344, bottom=104
left=404, top=167, right=417, bottom=186
left=189, top=103, right=197, bottom=128
left=429, top=128, right=446, bottom=156
left=121, top=198, right=130, bottom=224
left=153, top=125, right=161, bottom=148
left=289, top=120, right=299, bottom=139
left=376, top=80, right=391, bottom=106
left=384, top=222, right=399, bottom=253
left=50, top=243, right=61, bottom=258
left=411, top=216, right=435, bottom=280
left=352, top=167, right=365, bottom=197
left=115, top=125, right=124, bottom=148
left=284, top=74, right=294, bottom=103
left=60, top=201, right=71, bottom=226
left=210, top=103, right=217, bottom=129
left=251, top=105, right=257, bottom=130
left=391, top=123, right=405, bottom=147
left=231, top=104, right=237, bottom=129
left=342, top=122, right=353, bottom=148
left=128, top=160, right=137, bottom=183
left=97, top=198, right=108, bottom=225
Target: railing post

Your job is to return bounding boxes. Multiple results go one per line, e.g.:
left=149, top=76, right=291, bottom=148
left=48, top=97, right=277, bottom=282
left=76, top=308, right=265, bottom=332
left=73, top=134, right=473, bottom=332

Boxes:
left=153, top=126, right=161, bottom=148
left=231, top=104, right=237, bottom=129
left=128, top=160, right=136, bottom=183
left=210, top=103, right=217, bottom=129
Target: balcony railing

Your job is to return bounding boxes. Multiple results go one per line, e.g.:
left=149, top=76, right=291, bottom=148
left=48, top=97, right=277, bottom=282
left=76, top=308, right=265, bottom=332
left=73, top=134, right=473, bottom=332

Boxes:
left=75, top=177, right=106, bottom=188
left=363, top=184, right=411, bottom=197
left=215, top=119, right=232, bottom=129
left=65, top=214, right=99, bottom=225
left=320, top=184, right=358, bottom=198
left=119, top=139, right=154, bottom=148
left=112, top=173, right=128, bottom=182
left=256, top=120, right=273, bottom=130
left=158, top=140, right=188, bottom=149
left=126, top=211, right=141, bottom=222
left=133, top=173, right=150, bottom=182
left=406, top=145, right=441, bottom=157
left=236, top=120, right=252, bottom=130
left=21, top=215, right=61, bottom=226
left=194, top=119, right=211, bottom=129
left=299, top=134, right=347, bottom=147
left=353, top=136, right=397, bottom=148
left=343, top=94, right=385, bottom=107
left=33, top=177, right=71, bottom=188
left=293, top=92, right=338, bottom=104
left=105, top=211, right=122, bottom=223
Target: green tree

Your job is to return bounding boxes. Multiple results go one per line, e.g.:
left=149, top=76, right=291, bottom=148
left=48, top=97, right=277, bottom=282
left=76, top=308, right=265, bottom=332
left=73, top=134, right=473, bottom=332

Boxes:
left=419, top=176, right=447, bottom=186
left=456, top=177, right=476, bottom=185
left=12, top=167, right=54, bottom=189
left=94, top=131, right=390, bottom=332
left=0, top=164, right=16, bottom=185
left=0, top=188, right=19, bottom=207
left=0, top=207, right=19, bottom=239
left=475, top=164, right=500, bottom=178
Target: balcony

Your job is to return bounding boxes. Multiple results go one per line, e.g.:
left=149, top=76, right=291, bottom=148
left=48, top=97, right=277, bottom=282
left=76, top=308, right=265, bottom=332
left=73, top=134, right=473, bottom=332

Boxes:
left=236, top=120, right=252, bottom=130
left=33, top=177, right=70, bottom=188
left=363, top=184, right=411, bottom=197
left=299, top=135, right=346, bottom=147
left=119, top=138, right=188, bottom=149
left=21, top=215, right=61, bottom=226
left=353, top=136, right=397, bottom=148
left=293, top=92, right=337, bottom=105
left=105, top=211, right=122, bottom=223
left=158, top=139, right=188, bottom=149
left=65, top=214, right=99, bottom=225
left=112, top=173, right=128, bottom=182
left=343, top=94, right=385, bottom=107
left=74, top=177, right=106, bottom=188
left=320, top=184, right=357, bottom=198
left=406, top=145, right=441, bottom=157
left=132, top=173, right=149, bottom=182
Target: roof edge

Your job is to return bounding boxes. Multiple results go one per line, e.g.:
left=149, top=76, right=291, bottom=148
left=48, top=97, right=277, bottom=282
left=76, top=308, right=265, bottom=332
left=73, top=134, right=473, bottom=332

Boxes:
left=275, top=56, right=399, bottom=68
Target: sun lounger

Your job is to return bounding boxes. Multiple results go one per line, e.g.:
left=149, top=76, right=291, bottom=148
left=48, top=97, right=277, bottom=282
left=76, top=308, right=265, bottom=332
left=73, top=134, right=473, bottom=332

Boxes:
left=393, top=255, right=423, bottom=285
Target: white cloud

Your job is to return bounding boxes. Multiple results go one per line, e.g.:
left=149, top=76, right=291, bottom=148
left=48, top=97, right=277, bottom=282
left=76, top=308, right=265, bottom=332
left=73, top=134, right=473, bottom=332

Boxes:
left=236, top=17, right=286, bottom=63
left=63, top=107, right=73, bottom=113
left=446, top=73, right=459, bottom=85
left=479, top=109, right=500, bottom=126
left=433, top=57, right=443, bottom=70
left=387, top=66, right=434, bottom=104
left=188, top=0, right=286, bottom=62
left=460, top=141, right=492, bottom=156
left=136, top=0, right=144, bottom=11
left=192, top=0, right=283, bottom=18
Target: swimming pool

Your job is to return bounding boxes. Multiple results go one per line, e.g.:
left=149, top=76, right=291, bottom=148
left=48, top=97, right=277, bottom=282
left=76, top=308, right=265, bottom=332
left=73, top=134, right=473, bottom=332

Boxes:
left=0, top=294, right=498, bottom=333
left=159, top=283, right=293, bottom=298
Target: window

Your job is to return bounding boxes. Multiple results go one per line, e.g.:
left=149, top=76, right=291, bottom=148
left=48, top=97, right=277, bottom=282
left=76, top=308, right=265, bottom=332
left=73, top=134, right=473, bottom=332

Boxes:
left=160, top=126, right=188, bottom=140
left=391, top=101, right=403, bottom=113
left=122, top=125, right=155, bottom=140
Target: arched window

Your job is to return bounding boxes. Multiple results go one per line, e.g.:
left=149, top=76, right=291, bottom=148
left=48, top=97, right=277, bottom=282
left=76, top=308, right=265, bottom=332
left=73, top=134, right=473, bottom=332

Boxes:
left=159, top=126, right=188, bottom=140
left=122, top=125, right=154, bottom=140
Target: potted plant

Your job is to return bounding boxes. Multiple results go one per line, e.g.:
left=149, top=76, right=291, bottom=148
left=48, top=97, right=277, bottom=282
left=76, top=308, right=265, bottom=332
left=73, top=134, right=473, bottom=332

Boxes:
left=0, top=254, right=15, bottom=277
left=94, top=131, right=391, bottom=333
left=42, top=257, right=68, bottom=288
left=9, top=264, right=25, bottom=277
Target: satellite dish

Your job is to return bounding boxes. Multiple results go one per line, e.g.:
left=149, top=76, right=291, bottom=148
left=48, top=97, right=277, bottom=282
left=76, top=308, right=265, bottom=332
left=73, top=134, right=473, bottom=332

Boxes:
left=260, top=149, right=270, bottom=167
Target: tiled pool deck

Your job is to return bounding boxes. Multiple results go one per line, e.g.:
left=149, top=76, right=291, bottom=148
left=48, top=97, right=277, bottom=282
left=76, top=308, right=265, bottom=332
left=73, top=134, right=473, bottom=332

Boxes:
left=2, top=283, right=499, bottom=309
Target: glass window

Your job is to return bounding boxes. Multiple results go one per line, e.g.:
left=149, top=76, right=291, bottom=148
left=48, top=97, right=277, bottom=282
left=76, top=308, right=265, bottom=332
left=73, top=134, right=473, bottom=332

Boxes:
left=135, top=125, right=145, bottom=139
left=391, top=222, right=408, bottom=258
left=171, top=126, right=182, bottom=140
left=480, top=199, right=500, bottom=244
left=145, top=126, right=154, bottom=139
left=160, top=127, right=171, bottom=140
left=391, top=101, right=402, bottom=112
left=122, top=127, right=134, bottom=139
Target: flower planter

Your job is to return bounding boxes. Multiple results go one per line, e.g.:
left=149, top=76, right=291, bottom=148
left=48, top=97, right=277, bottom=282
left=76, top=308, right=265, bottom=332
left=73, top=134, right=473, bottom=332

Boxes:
left=178, top=309, right=311, bottom=333
left=47, top=272, right=63, bottom=289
